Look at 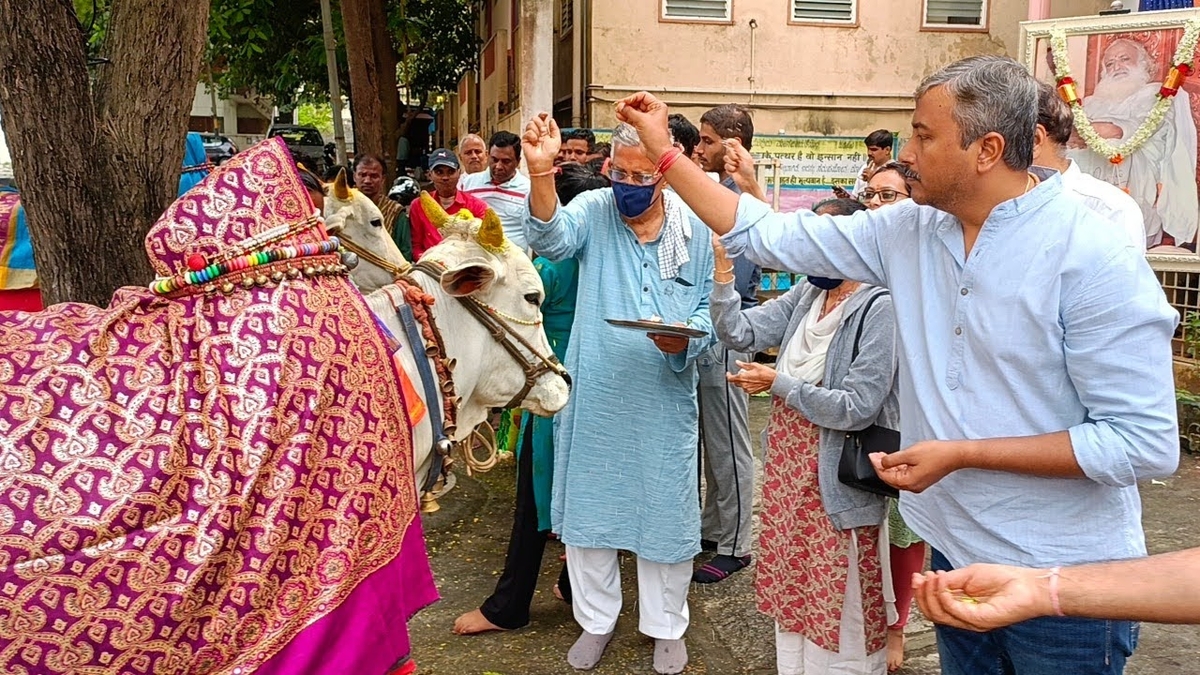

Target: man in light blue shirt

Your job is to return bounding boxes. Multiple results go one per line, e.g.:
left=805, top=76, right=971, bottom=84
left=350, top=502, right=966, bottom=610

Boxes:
left=613, top=56, right=1179, bottom=675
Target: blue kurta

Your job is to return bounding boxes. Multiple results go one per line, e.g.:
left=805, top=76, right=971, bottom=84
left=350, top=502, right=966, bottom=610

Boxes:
left=525, top=188, right=715, bottom=564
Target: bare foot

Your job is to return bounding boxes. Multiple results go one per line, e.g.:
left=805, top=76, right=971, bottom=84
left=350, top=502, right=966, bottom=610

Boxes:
left=553, top=584, right=564, bottom=601
left=887, top=628, right=905, bottom=673
left=452, top=609, right=505, bottom=635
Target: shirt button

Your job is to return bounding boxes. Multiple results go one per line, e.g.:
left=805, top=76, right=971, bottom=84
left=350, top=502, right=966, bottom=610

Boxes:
left=643, top=286, right=650, bottom=292
left=643, top=262, right=649, bottom=268
left=960, top=287, right=969, bottom=296
left=954, top=326, right=963, bottom=336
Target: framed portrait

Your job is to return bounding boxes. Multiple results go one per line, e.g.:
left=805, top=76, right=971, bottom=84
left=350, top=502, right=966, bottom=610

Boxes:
left=1021, top=8, right=1200, bottom=270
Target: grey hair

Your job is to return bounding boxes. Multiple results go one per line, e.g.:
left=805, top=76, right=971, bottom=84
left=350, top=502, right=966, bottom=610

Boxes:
left=915, top=55, right=1036, bottom=171
left=610, top=122, right=674, bottom=153
left=458, top=133, right=485, bottom=150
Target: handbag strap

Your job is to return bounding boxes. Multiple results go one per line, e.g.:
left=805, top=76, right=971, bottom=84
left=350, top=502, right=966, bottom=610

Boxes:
left=850, top=289, right=890, bottom=361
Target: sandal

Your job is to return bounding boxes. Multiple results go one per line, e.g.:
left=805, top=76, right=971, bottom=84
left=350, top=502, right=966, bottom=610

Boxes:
left=692, top=554, right=752, bottom=584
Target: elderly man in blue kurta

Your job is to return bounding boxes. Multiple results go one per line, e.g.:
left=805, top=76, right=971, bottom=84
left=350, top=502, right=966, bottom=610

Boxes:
left=522, top=118, right=714, bottom=675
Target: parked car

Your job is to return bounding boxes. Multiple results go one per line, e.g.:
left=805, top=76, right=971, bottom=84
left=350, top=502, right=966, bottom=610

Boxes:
left=199, top=133, right=239, bottom=166
left=267, top=125, right=326, bottom=174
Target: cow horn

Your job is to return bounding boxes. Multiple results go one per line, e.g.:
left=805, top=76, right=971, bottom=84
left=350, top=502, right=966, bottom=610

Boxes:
left=477, top=208, right=507, bottom=253
left=332, top=168, right=351, bottom=201
left=419, top=191, right=451, bottom=230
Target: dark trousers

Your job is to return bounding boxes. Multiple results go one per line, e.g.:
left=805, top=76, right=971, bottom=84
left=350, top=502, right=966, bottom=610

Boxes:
left=931, top=549, right=1137, bottom=674
left=479, top=426, right=571, bottom=629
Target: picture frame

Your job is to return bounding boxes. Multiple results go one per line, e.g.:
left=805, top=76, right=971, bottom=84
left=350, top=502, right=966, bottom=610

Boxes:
left=1021, top=8, right=1200, bottom=270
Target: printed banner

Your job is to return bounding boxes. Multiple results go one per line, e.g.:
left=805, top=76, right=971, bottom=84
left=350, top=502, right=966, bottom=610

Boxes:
left=751, top=135, right=874, bottom=212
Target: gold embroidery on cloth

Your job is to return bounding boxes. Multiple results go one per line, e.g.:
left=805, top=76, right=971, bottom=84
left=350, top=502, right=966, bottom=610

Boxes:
left=0, top=245, right=415, bottom=671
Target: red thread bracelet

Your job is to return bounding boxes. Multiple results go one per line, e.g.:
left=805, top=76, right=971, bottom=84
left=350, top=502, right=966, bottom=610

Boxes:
left=657, top=147, right=684, bottom=175
left=529, top=168, right=557, bottom=178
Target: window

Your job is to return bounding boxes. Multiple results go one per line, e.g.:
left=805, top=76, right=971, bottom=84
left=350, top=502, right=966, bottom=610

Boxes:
left=560, top=0, right=573, bottom=33
left=791, top=0, right=855, bottom=24
left=661, top=0, right=731, bottom=22
left=924, top=0, right=985, bottom=27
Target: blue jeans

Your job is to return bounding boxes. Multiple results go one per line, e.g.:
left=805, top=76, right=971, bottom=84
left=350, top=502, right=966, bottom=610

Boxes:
left=931, top=549, right=1138, bottom=675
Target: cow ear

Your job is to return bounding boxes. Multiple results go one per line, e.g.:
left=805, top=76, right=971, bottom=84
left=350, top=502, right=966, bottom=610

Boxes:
left=332, top=168, right=351, bottom=200
left=324, top=205, right=351, bottom=233
left=440, top=260, right=497, bottom=297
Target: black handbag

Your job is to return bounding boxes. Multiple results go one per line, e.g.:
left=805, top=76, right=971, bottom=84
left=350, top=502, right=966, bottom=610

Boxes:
left=836, top=291, right=901, bottom=499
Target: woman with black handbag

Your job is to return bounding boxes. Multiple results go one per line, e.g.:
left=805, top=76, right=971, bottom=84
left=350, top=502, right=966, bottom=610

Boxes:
left=711, top=197, right=900, bottom=675
left=860, top=163, right=927, bottom=673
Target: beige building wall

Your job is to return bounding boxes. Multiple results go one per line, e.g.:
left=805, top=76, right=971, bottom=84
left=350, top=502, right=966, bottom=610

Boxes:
left=1049, top=0, right=1114, bottom=18
left=587, top=0, right=1031, bottom=137
left=464, top=0, right=1118, bottom=141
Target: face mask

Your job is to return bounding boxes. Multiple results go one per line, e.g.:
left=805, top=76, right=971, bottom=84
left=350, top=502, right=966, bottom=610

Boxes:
left=612, top=181, right=660, bottom=219
left=807, top=276, right=843, bottom=290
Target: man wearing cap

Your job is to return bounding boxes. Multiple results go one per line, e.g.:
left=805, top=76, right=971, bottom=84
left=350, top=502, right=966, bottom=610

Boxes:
left=409, top=148, right=491, bottom=260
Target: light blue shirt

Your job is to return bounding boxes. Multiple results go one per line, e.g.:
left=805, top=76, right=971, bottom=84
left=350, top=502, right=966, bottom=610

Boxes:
left=525, top=188, right=716, bottom=563
left=722, top=173, right=1179, bottom=568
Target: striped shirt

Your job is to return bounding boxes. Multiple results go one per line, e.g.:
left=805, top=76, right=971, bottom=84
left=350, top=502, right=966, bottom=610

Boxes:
left=460, top=169, right=531, bottom=252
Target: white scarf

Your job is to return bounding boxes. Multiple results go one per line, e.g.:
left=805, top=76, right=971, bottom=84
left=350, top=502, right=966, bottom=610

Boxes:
left=778, top=286, right=863, bottom=384
left=657, top=191, right=692, bottom=280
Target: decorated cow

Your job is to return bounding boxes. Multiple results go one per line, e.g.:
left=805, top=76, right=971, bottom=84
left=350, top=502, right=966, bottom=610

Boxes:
left=319, top=173, right=571, bottom=510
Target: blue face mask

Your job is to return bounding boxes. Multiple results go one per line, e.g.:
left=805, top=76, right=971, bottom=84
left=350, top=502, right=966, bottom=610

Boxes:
left=611, top=181, right=660, bottom=219
left=807, top=276, right=844, bottom=290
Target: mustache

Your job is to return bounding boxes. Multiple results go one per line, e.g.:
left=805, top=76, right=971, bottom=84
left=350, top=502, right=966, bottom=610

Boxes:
left=896, top=164, right=920, bottom=182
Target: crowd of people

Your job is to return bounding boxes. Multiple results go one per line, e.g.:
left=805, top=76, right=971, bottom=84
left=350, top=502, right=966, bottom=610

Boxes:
left=380, top=53, right=1186, bottom=675
left=0, top=47, right=1196, bottom=675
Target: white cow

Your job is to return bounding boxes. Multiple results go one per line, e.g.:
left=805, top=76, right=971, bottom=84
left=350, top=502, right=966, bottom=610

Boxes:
left=322, top=174, right=570, bottom=506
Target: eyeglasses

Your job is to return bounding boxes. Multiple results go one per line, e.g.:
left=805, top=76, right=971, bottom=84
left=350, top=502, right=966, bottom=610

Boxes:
left=858, top=189, right=908, bottom=204
left=609, top=167, right=661, bottom=186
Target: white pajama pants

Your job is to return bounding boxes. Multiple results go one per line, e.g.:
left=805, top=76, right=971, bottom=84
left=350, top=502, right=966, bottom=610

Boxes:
left=566, top=545, right=691, bottom=640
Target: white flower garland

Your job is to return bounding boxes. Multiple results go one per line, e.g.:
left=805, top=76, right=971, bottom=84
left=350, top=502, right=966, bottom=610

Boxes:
left=1049, top=20, right=1200, bottom=162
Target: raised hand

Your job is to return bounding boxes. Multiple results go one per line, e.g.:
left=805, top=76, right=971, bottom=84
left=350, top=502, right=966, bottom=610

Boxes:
left=913, top=565, right=1052, bottom=632
left=722, top=138, right=758, bottom=194
left=614, top=92, right=673, bottom=161
left=522, top=112, right=561, bottom=173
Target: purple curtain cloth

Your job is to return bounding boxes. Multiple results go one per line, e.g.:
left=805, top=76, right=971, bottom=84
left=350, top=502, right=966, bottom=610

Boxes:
left=0, top=138, right=437, bottom=674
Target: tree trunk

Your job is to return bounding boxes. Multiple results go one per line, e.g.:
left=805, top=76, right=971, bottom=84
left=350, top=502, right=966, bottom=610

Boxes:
left=342, top=0, right=400, bottom=179
left=0, top=0, right=209, bottom=307
left=372, top=9, right=400, bottom=179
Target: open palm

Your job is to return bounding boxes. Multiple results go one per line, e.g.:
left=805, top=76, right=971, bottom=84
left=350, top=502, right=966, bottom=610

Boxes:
left=916, top=566, right=1048, bottom=632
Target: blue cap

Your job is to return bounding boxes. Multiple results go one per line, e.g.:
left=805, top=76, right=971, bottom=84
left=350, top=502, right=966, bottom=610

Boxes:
left=428, top=148, right=459, bottom=170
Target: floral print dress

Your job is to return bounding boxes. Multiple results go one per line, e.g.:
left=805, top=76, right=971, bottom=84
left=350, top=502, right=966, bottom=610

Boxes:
left=756, top=397, right=889, bottom=656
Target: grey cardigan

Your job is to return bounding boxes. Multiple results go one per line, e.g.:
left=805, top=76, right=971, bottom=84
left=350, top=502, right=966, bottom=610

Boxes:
left=710, top=280, right=900, bottom=530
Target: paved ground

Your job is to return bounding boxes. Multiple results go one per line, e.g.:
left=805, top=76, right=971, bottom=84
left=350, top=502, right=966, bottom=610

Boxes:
left=408, top=397, right=1200, bottom=674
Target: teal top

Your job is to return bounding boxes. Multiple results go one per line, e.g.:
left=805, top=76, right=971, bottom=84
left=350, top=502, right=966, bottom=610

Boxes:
left=518, top=256, right=578, bottom=531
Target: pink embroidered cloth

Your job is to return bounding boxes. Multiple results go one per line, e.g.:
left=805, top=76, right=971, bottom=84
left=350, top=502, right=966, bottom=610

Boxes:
left=0, top=138, right=437, bottom=674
